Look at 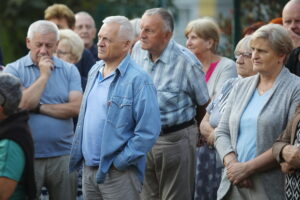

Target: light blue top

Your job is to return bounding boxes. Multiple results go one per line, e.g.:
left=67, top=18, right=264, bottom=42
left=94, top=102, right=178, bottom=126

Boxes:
left=237, top=89, right=272, bottom=162
left=215, top=67, right=300, bottom=200
left=70, top=54, right=161, bottom=184
left=82, top=67, right=115, bottom=166
left=0, top=139, right=25, bottom=199
left=131, top=40, right=209, bottom=127
left=4, top=54, right=82, bottom=158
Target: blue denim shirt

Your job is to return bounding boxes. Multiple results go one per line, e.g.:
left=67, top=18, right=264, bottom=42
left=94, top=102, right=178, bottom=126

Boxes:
left=69, top=54, right=161, bottom=183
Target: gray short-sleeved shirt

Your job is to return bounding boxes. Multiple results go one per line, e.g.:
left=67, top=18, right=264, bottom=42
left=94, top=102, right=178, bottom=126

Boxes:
left=4, top=54, right=82, bottom=158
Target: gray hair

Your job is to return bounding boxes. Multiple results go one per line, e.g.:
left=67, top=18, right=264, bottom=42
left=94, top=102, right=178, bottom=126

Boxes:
left=251, top=24, right=293, bottom=60
left=59, top=29, right=84, bottom=62
left=235, top=35, right=252, bottom=53
left=75, top=11, right=96, bottom=28
left=144, top=8, right=174, bottom=33
left=102, top=16, right=134, bottom=41
left=130, top=18, right=141, bottom=38
left=27, top=20, right=59, bottom=41
left=0, top=72, right=22, bottom=116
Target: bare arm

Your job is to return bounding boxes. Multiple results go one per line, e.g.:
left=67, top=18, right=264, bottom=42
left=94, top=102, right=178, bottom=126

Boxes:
left=199, top=113, right=215, bottom=145
left=19, top=56, right=53, bottom=110
left=40, top=91, right=82, bottom=119
left=0, top=177, right=17, bottom=200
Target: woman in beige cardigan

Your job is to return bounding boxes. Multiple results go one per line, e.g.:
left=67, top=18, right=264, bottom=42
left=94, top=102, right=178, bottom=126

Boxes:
left=215, top=24, right=300, bottom=200
left=273, top=103, right=300, bottom=199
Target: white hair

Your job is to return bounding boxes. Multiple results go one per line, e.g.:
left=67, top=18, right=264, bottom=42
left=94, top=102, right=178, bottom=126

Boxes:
left=102, top=16, right=134, bottom=41
left=27, top=20, right=59, bottom=41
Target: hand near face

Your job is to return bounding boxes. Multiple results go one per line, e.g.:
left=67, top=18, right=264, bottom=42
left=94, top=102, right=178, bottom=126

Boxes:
left=226, top=161, right=251, bottom=185
left=282, top=145, right=300, bottom=168
left=38, top=56, right=54, bottom=77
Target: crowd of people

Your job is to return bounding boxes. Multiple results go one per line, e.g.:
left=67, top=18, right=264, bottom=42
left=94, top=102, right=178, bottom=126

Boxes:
left=1, top=0, right=300, bottom=200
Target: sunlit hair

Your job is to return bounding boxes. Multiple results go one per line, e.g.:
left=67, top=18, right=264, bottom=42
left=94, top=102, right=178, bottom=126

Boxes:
left=235, top=35, right=252, bottom=53
left=59, top=29, right=84, bottom=62
left=144, top=8, right=174, bottom=33
left=130, top=18, right=141, bottom=39
left=27, top=20, right=59, bottom=41
left=0, top=72, right=22, bottom=116
left=102, top=16, right=134, bottom=41
left=184, top=17, right=221, bottom=53
left=251, top=24, right=293, bottom=62
left=44, top=4, right=75, bottom=28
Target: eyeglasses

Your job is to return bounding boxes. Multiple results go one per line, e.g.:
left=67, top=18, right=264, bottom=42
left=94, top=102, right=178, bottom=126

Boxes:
left=0, top=90, right=6, bottom=107
left=56, top=50, right=71, bottom=57
left=234, top=52, right=252, bottom=59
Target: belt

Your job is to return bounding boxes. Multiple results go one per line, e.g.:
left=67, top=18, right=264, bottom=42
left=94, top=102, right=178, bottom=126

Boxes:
left=160, top=119, right=195, bottom=135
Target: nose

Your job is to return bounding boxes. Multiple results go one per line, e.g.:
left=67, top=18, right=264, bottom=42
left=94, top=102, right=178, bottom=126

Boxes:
left=236, top=55, right=244, bottom=64
left=186, top=38, right=191, bottom=47
left=140, top=29, right=146, bottom=39
left=40, top=45, right=48, bottom=54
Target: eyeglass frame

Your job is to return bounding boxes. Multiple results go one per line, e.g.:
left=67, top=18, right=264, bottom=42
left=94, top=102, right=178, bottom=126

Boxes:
left=234, top=51, right=252, bottom=59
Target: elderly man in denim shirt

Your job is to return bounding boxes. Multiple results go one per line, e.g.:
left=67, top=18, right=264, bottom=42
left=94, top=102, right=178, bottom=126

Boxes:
left=69, top=16, right=161, bottom=200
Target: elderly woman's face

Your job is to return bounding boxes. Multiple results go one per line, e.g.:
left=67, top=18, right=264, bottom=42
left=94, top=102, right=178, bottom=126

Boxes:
left=235, top=47, right=256, bottom=78
left=186, top=31, right=210, bottom=57
left=55, top=41, right=76, bottom=64
left=250, top=38, right=283, bottom=75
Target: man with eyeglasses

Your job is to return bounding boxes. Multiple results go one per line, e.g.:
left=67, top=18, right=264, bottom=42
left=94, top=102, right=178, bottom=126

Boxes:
left=4, top=20, right=82, bottom=200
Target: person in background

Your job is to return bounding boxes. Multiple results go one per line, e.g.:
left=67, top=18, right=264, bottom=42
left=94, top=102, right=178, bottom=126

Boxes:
left=130, top=18, right=141, bottom=50
left=4, top=20, right=82, bottom=200
left=273, top=103, right=300, bottom=199
left=132, top=8, right=209, bottom=200
left=0, top=72, right=36, bottom=200
left=242, top=21, right=266, bottom=37
left=69, top=15, right=161, bottom=200
left=56, top=29, right=84, bottom=64
left=185, top=17, right=237, bottom=98
left=269, top=17, right=283, bottom=25
left=196, top=35, right=255, bottom=200
left=215, top=24, right=300, bottom=200
left=75, top=11, right=98, bottom=61
left=282, top=0, right=300, bottom=76
left=45, top=3, right=95, bottom=90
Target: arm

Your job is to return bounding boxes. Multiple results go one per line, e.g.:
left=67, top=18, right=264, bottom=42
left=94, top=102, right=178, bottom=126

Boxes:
left=19, top=56, right=53, bottom=110
left=0, top=177, right=17, bottom=200
left=200, top=113, right=215, bottom=145
left=40, top=91, right=82, bottom=119
left=214, top=60, right=237, bottom=96
left=281, top=145, right=300, bottom=169
left=226, top=148, right=278, bottom=185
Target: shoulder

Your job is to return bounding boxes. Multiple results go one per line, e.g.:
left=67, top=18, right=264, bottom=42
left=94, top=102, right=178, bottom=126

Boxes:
left=172, top=41, right=201, bottom=66
left=125, top=58, right=154, bottom=84
left=219, top=57, right=236, bottom=67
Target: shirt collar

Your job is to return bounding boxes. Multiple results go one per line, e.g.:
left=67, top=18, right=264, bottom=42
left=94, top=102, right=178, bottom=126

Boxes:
left=115, top=54, right=131, bottom=77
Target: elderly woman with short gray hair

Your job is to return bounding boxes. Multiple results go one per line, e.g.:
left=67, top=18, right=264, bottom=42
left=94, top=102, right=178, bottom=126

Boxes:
left=215, top=24, right=300, bottom=199
left=56, top=29, right=84, bottom=64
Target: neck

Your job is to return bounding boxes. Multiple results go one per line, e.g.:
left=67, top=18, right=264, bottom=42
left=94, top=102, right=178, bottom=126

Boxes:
left=257, top=66, right=282, bottom=94
left=103, top=54, right=127, bottom=78
left=197, top=52, right=219, bottom=73
left=149, top=41, right=169, bottom=62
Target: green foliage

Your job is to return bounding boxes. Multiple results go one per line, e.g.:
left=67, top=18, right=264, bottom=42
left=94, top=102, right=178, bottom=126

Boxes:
left=0, top=0, right=176, bottom=64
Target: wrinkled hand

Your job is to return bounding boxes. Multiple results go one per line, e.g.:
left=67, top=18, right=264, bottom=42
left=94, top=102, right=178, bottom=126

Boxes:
left=226, top=161, right=251, bottom=185
left=38, top=56, right=54, bottom=77
left=282, top=145, right=300, bottom=168
left=237, top=178, right=253, bottom=188
left=280, top=162, right=296, bottom=174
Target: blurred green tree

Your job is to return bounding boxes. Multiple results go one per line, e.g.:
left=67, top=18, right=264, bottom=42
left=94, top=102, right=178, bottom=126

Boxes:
left=0, top=0, right=176, bottom=64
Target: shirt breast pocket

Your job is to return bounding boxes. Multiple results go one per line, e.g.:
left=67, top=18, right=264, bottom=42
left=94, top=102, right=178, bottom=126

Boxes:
left=107, top=96, right=133, bottom=128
